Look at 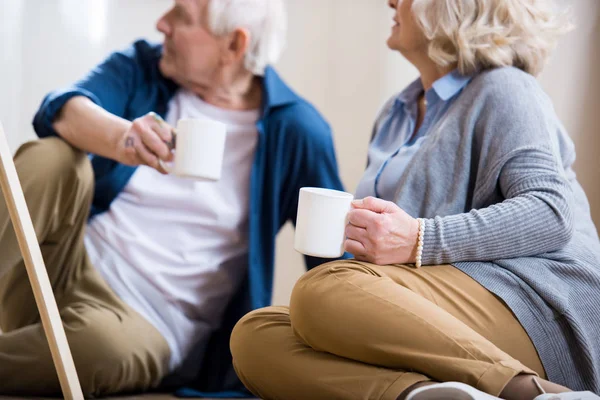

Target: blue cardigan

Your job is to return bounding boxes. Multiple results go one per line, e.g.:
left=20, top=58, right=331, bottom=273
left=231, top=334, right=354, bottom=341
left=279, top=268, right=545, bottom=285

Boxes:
left=33, top=39, right=346, bottom=397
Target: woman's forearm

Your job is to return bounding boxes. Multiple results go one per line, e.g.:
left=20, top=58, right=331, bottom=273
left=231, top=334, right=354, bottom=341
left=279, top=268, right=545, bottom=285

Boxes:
left=421, top=193, right=573, bottom=265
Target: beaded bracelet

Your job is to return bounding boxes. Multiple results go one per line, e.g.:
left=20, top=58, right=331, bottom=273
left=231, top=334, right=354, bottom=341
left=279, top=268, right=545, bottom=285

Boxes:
left=416, top=218, right=425, bottom=268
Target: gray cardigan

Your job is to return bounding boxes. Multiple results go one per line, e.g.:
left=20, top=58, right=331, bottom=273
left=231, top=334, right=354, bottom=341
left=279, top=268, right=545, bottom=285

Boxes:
left=381, top=67, right=600, bottom=392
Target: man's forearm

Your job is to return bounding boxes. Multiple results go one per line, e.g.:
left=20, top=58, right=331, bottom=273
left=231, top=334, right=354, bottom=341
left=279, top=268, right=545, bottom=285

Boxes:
left=52, top=96, right=130, bottom=159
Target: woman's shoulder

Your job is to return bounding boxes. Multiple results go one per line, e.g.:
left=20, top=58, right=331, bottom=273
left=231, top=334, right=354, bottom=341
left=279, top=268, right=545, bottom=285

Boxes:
left=474, top=66, right=537, bottom=83
left=465, top=66, right=549, bottom=108
left=459, top=67, right=575, bottom=166
left=457, top=67, right=560, bottom=128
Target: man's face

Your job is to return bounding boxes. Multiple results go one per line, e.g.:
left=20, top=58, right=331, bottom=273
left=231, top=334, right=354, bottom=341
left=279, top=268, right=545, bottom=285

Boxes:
left=156, top=0, right=222, bottom=87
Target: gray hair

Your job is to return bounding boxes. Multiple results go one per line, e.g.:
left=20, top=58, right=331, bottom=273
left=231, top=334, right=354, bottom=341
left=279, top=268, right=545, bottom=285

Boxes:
left=412, top=0, right=572, bottom=76
left=207, top=0, right=287, bottom=76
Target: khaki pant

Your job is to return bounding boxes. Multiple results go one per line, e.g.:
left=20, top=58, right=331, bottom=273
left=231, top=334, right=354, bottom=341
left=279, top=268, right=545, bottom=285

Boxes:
left=0, top=138, right=170, bottom=397
left=231, top=260, right=546, bottom=400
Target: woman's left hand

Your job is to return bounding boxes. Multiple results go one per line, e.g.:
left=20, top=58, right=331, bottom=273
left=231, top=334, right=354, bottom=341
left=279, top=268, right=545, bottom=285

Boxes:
left=344, top=196, right=420, bottom=265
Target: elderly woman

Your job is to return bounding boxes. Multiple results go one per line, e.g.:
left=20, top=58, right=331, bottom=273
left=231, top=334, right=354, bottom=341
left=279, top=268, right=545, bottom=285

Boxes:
left=230, top=0, right=600, bottom=399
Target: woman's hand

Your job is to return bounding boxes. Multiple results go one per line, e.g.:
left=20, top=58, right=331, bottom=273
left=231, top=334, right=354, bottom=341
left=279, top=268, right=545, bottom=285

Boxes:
left=114, top=112, right=175, bottom=173
left=344, top=196, right=420, bottom=265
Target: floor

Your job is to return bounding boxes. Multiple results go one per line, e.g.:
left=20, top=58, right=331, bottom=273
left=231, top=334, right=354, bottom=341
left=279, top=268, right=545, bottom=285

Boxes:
left=0, top=396, right=178, bottom=400
left=0, top=396, right=251, bottom=400
left=0, top=397, right=179, bottom=400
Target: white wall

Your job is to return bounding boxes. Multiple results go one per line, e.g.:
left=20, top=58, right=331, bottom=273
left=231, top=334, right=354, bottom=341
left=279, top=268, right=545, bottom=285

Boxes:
left=0, top=0, right=165, bottom=150
left=0, top=1, right=598, bottom=306
left=538, top=0, right=600, bottom=234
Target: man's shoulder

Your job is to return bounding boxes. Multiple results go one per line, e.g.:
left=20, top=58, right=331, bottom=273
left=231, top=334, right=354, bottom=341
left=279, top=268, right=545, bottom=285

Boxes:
left=266, top=100, right=333, bottom=149
left=102, top=39, right=163, bottom=82
left=271, top=100, right=328, bottom=127
left=262, top=67, right=330, bottom=135
left=117, top=39, right=162, bottom=63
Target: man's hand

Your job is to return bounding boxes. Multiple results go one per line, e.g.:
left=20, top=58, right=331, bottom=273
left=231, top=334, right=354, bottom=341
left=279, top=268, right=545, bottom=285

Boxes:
left=115, top=112, right=175, bottom=173
left=344, top=196, right=420, bottom=265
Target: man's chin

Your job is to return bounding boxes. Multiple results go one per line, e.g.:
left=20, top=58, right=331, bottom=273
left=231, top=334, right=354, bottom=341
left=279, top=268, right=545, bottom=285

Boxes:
left=158, top=57, right=174, bottom=78
left=158, top=58, right=186, bottom=87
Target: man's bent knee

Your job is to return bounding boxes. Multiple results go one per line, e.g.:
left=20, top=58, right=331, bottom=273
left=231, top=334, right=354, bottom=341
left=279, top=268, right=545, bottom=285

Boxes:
left=14, top=137, right=92, bottom=193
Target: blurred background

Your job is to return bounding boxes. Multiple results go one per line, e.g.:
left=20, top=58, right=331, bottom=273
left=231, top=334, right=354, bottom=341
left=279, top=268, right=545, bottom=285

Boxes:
left=1, top=0, right=599, bottom=305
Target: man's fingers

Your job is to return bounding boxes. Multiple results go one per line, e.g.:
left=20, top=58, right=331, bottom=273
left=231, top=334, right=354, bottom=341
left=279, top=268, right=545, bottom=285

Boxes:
left=149, top=112, right=175, bottom=142
left=134, top=139, right=161, bottom=170
left=141, top=126, right=172, bottom=161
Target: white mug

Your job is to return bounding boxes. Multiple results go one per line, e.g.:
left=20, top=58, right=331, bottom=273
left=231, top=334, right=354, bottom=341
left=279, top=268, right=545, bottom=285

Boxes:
left=294, top=187, right=354, bottom=258
left=161, top=118, right=227, bottom=181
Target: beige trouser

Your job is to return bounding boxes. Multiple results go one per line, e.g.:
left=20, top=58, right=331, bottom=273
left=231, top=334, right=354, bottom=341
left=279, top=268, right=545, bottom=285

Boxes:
left=231, top=260, right=546, bottom=400
left=0, top=138, right=170, bottom=397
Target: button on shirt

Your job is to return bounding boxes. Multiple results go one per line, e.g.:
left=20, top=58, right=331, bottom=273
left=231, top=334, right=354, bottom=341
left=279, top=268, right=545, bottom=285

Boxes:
left=355, top=70, right=472, bottom=202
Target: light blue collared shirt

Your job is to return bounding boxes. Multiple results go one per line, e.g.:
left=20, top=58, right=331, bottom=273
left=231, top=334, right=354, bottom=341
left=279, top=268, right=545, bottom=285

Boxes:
left=356, top=70, right=472, bottom=201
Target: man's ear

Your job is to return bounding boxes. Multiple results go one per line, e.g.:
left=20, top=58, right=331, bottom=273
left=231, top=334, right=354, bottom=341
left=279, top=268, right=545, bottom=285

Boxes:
left=222, top=27, right=250, bottom=65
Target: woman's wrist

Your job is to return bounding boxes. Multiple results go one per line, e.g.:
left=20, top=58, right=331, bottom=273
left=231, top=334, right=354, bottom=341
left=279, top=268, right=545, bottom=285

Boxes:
left=408, top=218, right=421, bottom=264
left=415, top=219, right=425, bottom=267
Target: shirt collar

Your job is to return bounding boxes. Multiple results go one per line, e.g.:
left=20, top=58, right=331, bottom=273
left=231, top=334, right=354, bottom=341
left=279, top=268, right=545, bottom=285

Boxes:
left=431, top=69, right=472, bottom=101
left=396, top=78, right=424, bottom=105
left=261, top=66, right=301, bottom=115
left=396, top=69, right=472, bottom=105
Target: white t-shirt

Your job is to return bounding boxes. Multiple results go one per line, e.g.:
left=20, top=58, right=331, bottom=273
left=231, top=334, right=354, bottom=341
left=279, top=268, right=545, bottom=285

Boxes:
left=84, top=89, right=259, bottom=370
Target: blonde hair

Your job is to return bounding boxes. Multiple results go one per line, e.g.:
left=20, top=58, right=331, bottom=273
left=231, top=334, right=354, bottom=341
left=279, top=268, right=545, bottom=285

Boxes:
left=411, top=0, right=572, bottom=76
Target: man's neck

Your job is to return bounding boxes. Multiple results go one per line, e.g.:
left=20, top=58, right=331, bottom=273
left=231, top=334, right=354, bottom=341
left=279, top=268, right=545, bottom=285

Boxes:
left=188, top=71, right=263, bottom=111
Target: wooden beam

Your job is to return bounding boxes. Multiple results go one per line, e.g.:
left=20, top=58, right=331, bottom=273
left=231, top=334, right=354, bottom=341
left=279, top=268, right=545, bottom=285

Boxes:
left=0, top=122, right=83, bottom=400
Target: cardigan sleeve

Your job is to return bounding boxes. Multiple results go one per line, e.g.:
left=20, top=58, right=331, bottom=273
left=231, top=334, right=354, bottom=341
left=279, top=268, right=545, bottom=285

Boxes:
left=420, top=70, right=575, bottom=265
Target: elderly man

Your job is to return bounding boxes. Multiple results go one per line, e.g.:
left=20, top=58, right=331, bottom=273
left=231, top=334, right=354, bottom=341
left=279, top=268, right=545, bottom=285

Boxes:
left=0, top=0, right=344, bottom=397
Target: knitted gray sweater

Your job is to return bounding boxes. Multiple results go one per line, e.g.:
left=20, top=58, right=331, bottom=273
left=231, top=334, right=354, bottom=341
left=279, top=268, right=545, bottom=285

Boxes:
left=382, top=67, right=600, bottom=392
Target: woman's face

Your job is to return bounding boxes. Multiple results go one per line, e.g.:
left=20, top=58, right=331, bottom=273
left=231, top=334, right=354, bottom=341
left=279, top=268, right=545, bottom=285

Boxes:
left=387, top=0, right=428, bottom=56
